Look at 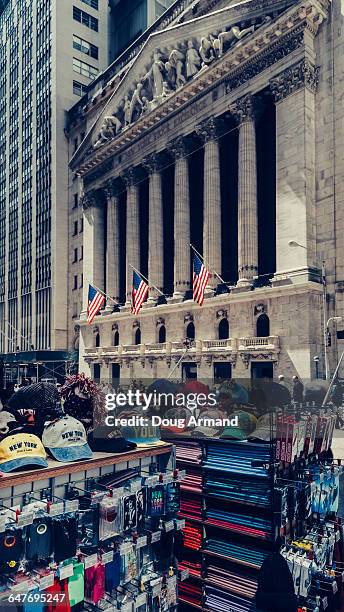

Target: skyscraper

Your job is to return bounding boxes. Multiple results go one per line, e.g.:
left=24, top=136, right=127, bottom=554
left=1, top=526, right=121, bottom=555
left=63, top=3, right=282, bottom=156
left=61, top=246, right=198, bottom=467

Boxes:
left=0, top=0, right=108, bottom=383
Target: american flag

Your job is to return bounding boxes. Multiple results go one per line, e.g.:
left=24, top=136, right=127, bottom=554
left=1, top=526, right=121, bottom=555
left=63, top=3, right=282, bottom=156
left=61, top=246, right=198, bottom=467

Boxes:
left=193, top=253, right=210, bottom=305
left=87, top=284, right=105, bottom=324
left=131, top=270, right=149, bottom=314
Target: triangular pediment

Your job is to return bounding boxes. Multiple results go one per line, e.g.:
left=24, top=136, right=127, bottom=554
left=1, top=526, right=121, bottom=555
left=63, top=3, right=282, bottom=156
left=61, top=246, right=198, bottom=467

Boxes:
left=70, top=0, right=312, bottom=171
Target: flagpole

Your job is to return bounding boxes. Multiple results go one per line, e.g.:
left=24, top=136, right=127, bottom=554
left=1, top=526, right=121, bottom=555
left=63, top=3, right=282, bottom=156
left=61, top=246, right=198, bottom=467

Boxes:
left=190, top=243, right=226, bottom=284
left=88, top=281, right=120, bottom=305
left=129, top=264, right=165, bottom=297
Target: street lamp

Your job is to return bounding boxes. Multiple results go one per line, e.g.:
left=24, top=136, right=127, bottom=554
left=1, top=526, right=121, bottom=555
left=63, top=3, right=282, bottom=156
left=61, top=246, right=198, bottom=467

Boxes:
left=325, top=316, right=343, bottom=380
left=313, top=355, right=320, bottom=380
left=288, top=240, right=327, bottom=380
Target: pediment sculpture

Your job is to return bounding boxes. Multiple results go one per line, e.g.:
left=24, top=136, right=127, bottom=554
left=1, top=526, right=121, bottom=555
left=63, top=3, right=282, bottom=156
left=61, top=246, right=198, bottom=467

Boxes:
left=93, top=15, right=272, bottom=150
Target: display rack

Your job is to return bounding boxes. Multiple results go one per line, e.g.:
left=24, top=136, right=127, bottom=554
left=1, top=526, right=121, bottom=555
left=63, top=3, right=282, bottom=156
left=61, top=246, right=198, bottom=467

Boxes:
left=0, top=442, right=183, bottom=611
left=166, top=427, right=343, bottom=612
left=164, top=437, right=275, bottom=612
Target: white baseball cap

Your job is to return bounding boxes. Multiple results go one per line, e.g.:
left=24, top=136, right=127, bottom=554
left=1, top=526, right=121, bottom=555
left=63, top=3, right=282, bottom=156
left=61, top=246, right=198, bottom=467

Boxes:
left=42, top=415, right=92, bottom=462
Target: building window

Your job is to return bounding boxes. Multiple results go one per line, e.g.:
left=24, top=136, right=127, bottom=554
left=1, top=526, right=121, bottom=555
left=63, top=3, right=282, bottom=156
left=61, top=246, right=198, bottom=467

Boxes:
left=73, top=7, right=98, bottom=31
left=256, top=314, right=270, bottom=337
left=73, top=57, right=98, bottom=80
left=73, top=34, right=99, bottom=59
left=82, top=0, right=99, bottom=9
left=79, top=217, right=83, bottom=233
left=73, top=275, right=78, bottom=290
left=80, top=274, right=83, bottom=288
left=158, top=325, right=166, bottom=344
left=186, top=322, right=195, bottom=340
left=73, top=193, right=78, bottom=209
left=134, top=328, right=141, bottom=345
left=72, top=220, right=78, bottom=236
left=95, top=332, right=100, bottom=347
left=73, top=80, right=88, bottom=97
left=73, top=302, right=78, bottom=318
left=113, top=330, right=119, bottom=346
left=79, top=245, right=83, bottom=261
left=218, top=318, right=229, bottom=340
left=73, top=247, right=78, bottom=263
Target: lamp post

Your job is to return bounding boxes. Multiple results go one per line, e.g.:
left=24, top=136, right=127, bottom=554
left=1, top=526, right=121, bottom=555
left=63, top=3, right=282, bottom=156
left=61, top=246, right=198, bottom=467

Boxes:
left=325, top=316, right=343, bottom=380
left=288, top=241, right=327, bottom=379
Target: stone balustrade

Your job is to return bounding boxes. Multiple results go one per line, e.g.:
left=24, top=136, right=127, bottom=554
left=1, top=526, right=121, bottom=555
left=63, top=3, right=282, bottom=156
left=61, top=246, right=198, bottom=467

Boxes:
left=238, top=336, right=280, bottom=350
left=89, top=336, right=280, bottom=361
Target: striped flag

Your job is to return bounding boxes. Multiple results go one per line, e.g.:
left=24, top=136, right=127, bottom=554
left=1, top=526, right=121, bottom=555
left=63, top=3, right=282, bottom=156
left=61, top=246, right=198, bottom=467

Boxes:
left=131, top=270, right=149, bottom=315
left=87, top=284, right=105, bottom=324
left=193, top=253, right=210, bottom=305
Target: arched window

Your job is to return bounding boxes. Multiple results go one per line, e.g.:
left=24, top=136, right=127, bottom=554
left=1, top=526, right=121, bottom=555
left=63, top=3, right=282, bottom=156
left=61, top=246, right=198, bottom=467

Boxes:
left=113, top=330, right=119, bottom=346
left=256, top=313, right=270, bottom=337
left=218, top=318, right=229, bottom=340
left=186, top=322, right=195, bottom=340
left=134, top=328, right=141, bottom=345
left=158, top=325, right=166, bottom=344
left=95, top=332, right=100, bottom=347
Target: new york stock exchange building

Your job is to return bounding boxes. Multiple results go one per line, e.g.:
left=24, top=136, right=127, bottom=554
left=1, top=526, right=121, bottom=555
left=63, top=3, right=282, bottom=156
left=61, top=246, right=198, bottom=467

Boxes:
left=68, top=0, right=344, bottom=383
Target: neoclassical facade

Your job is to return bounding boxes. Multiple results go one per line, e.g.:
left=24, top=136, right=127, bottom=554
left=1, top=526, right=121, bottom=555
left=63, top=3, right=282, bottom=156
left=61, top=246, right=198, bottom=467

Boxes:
left=69, top=0, right=344, bottom=382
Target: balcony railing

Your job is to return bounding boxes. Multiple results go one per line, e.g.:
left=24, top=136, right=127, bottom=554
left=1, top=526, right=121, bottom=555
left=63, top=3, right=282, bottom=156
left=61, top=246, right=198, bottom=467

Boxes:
left=85, top=336, right=280, bottom=359
left=238, top=336, right=280, bottom=350
left=202, top=339, right=234, bottom=350
left=146, top=343, right=167, bottom=352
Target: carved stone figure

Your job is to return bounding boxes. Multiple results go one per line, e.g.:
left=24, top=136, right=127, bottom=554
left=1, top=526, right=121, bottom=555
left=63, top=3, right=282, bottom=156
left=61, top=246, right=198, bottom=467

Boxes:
left=123, top=95, right=131, bottom=127
left=186, top=40, right=201, bottom=78
left=169, top=49, right=186, bottom=88
left=144, top=52, right=165, bottom=99
left=129, top=82, right=144, bottom=123
left=164, top=60, right=176, bottom=90
left=141, top=96, right=150, bottom=113
left=199, top=37, right=215, bottom=67
left=94, top=114, right=122, bottom=147
left=215, top=24, right=256, bottom=57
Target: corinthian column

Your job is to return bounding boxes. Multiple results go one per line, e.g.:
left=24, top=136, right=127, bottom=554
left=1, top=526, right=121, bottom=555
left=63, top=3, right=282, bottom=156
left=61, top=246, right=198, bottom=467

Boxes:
left=122, top=168, right=141, bottom=305
left=104, top=180, right=122, bottom=309
left=230, top=94, right=258, bottom=286
left=81, top=190, right=105, bottom=317
left=196, top=116, right=222, bottom=290
left=142, top=153, right=164, bottom=302
left=168, top=136, right=191, bottom=299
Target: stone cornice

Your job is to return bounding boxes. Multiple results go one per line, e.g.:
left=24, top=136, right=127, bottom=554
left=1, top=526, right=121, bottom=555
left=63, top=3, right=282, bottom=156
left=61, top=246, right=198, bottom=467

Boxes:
left=269, top=57, right=320, bottom=102
left=74, top=0, right=329, bottom=177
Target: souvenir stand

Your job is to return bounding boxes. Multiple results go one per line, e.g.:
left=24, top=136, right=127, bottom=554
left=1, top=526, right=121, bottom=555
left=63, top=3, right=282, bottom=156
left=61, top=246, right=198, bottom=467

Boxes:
left=0, top=443, right=186, bottom=611
left=166, top=406, right=344, bottom=612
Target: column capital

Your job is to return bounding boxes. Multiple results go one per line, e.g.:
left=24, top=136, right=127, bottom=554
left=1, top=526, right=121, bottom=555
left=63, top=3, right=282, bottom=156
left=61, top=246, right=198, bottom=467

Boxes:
left=142, top=151, right=166, bottom=175
left=168, top=135, right=191, bottom=160
left=81, top=189, right=102, bottom=211
left=229, top=94, right=259, bottom=125
left=195, top=116, right=221, bottom=143
left=269, top=59, right=320, bottom=103
left=103, top=179, right=123, bottom=200
left=121, top=166, right=142, bottom=188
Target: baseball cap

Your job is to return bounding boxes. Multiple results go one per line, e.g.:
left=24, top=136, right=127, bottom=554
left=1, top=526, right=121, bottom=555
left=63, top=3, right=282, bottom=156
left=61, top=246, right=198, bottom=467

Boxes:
left=42, top=416, right=93, bottom=462
left=0, top=432, right=48, bottom=472
left=88, top=426, right=137, bottom=453
left=119, top=410, right=161, bottom=446
left=0, top=411, right=18, bottom=437
left=248, top=413, right=277, bottom=442
left=220, top=410, right=257, bottom=440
